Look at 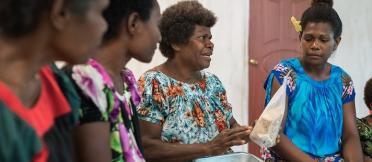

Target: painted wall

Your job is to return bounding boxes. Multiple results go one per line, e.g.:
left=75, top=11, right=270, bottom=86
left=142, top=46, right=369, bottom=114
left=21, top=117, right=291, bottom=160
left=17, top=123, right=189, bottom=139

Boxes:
left=331, top=0, right=372, bottom=118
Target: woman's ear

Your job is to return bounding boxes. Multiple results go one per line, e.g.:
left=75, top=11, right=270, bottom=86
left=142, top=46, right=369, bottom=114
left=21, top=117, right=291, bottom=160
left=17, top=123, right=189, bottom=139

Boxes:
left=171, top=43, right=181, bottom=52
left=126, top=12, right=141, bottom=36
left=50, top=0, right=70, bottom=30
left=334, top=36, right=341, bottom=51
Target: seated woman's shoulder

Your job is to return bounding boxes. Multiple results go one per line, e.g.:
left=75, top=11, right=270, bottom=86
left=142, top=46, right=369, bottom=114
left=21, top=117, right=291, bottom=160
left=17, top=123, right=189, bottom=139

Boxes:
left=140, top=68, right=164, bottom=80
left=138, top=68, right=172, bottom=91
left=201, top=71, right=221, bottom=83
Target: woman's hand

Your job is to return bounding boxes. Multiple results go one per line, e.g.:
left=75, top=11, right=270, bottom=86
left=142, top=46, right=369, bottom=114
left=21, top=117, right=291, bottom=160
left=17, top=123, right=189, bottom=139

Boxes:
left=206, top=126, right=251, bottom=155
left=140, top=121, right=251, bottom=162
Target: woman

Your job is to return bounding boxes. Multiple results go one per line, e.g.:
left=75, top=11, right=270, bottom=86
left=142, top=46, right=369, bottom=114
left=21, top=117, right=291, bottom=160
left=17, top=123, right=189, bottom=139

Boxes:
left=137, top=1, right=251, bottom=161
left=0, top=0, right=108, bottom=161
left=357, top=78, right=372, bottom=162
left=69, top=0, right=161, bottom=161
left=262, top=0, right=363, bottom=161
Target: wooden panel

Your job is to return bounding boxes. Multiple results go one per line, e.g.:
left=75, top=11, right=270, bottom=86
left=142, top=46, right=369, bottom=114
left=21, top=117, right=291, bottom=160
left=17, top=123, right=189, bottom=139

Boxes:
left=248, top=0, right=310, bottom=157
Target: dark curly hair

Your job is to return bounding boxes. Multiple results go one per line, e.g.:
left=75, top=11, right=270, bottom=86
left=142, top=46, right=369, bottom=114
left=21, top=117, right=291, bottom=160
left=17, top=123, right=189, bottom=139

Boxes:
left=102, top=0, right=158, bottom=42
left=0, top=0, right=95, bottom=38
left=159, top=1, right=217, bottom=58
left=364, top=78, right=372, bottom=109
left=300, top=0, right=342, bottom=39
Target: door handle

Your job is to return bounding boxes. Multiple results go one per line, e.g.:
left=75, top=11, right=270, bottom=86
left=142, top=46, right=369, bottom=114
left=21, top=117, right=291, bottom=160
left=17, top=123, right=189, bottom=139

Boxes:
left=249, top=59, right=259, bottom=65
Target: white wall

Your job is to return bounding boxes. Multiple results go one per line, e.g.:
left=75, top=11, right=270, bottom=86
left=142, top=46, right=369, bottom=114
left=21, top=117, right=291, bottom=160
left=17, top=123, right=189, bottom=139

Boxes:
left=331, top=0, right=372, bottom=118
left=128, top=0, right=250, bottom=152
left=128, top=0, right=372, bottom=152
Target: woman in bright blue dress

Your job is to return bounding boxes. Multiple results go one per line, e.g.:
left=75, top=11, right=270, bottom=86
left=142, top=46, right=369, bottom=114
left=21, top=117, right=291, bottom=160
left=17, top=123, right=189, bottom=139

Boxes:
left=262, top=0, right=363, bottom=161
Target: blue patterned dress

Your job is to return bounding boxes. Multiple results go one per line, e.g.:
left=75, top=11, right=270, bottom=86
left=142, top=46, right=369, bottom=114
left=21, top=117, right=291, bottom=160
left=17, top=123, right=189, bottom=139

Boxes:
left=262, top=58, right=355, bottom=161
left=137, top=68, right=233, bottom=144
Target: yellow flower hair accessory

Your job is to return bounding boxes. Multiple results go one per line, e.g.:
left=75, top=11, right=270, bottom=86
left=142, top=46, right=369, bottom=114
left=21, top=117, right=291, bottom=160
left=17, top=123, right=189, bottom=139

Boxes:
left=291, top=16, right=302, bottom=32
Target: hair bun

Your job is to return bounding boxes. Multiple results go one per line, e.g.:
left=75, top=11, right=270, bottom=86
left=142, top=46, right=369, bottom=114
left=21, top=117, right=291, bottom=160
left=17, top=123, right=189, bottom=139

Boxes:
left=311, top=0, right=333, bottom=7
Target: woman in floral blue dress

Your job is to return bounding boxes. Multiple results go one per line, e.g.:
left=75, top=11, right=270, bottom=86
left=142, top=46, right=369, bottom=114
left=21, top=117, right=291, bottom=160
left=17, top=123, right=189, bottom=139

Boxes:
left=262, top=0, right=363, bottom=161
left=137, top=1, right=252, bottom=161
left=68, top=0, right=161, bottom=162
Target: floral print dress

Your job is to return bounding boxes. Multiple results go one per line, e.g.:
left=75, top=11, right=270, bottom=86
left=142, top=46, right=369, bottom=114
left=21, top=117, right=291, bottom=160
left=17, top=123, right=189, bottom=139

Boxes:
left=262, top=58, right=355, bottom=162
left=70, top=59, right=145, bottom=162
left=137, top=68, right=233, bottom=144
left=356, top=116, right=372, bottom=158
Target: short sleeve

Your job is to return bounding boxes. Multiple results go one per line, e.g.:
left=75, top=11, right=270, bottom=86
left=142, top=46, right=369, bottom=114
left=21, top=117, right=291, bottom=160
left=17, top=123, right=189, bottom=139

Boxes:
left=264, top=62, right=295, bottom=106
left=51, top=64, right=80, bottom=124
left=136, top=72, right=167, bottom=124
left=341, top=72, right=355, bottom=104
left=63, top=66, right=108, bottom=124
left=208, top=74, right=233, bottom=123
left=77, top=88, right=107, bottom=123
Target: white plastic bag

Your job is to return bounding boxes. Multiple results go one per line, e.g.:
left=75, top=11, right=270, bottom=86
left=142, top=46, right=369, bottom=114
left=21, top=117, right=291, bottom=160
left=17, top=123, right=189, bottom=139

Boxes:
left=249, top=75, right=289, bottom=148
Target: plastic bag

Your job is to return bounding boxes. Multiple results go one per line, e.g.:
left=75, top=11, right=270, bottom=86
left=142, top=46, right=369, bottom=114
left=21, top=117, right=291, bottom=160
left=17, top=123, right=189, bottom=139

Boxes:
left=249, top=75, right=289, bottom=147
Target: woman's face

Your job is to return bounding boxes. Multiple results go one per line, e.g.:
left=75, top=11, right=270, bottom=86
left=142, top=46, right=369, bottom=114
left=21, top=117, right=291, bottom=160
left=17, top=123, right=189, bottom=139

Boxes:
left=51, top=0, right=109, bottom=64
left=178, top=25, right=214, bottom=71
left=128, top=2, right=162, bottom=63
left=300, top=22, right=340, bottom=66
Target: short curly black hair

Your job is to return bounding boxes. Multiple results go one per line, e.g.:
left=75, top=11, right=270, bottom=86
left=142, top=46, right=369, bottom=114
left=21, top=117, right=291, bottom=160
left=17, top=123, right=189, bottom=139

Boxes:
left=159, top=1, right=216, bottom=58
left=300, top=0, right=342, bottom=39
left=0, top=0, right=95, bottom=38
left=364, top=78, right=372, bottom=109
left=102, top=0, right=158, bottom=42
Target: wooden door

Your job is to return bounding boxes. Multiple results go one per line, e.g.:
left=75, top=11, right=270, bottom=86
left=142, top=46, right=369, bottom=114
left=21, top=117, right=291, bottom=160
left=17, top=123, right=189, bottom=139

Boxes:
left=248, top=0, right=310, bottom=156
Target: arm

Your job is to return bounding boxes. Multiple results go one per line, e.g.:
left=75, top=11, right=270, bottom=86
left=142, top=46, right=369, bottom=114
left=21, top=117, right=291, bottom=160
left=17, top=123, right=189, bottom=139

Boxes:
left=216, top=76, right=254, bottom=143
left=341, top=102, right=363, bottom=162
left=268, top=78, right=315, bottom=162
left=71, top=87, right=112, bottom=162
left=73, top=122, right=112, bottom=162
left=64, top=66, right=112, bottom=162
left=271, top=135, right=315, bottom=162
left=140, top=120, right=250, bottom=162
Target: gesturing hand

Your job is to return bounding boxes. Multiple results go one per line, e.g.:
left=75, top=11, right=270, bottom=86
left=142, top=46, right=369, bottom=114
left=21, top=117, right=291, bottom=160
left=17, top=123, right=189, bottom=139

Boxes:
left=206, top=126, right=251, bottom=156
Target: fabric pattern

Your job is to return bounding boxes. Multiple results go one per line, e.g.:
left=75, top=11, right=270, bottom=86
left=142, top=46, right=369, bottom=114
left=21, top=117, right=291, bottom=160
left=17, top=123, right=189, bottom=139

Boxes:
left=261, top=148, right=345, bottom=162
left=137, top=68, right=233, bottom=144
left=71, top=59, right=144, bottom=162
left=356, top=116, right=372, bottom=158
left=262, top=58, right=355, bottom=160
